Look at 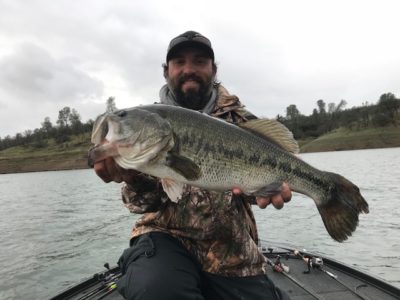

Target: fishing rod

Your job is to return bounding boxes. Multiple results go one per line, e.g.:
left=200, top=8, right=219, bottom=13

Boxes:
left=76, top=279, right=117, bottom=300
left=265, top=256, right=326, bottom=300
left=78, top=281, right=117, bottom=300
left=292, top=249, right=372, bottom=300
left=76, top=263, right=120, bottom=300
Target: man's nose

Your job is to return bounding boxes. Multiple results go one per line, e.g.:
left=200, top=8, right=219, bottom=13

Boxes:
left=182, top=62, right=196, bottom=74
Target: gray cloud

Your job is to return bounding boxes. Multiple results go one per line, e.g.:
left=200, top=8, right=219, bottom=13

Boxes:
left=0, top=43, right=103, bottom=103
left=0, top=0, right=399, bottom=137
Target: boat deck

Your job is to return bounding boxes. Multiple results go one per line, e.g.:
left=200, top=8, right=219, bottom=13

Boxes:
left=264, top=248, right=398, bottom=300
left=51, top=246, right=400, bottom=300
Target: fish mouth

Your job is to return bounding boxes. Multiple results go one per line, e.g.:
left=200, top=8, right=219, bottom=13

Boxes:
left=88, top=114, right=142, bottom=168
left=91, top=114, right=109, bottom=145
left=88, top=113, right=120, bottom=167
left=87, top=145, right=99, bottom=168
left=87, top=142, right=119, bottom=168
left=91, top=113, right=127, bottom=147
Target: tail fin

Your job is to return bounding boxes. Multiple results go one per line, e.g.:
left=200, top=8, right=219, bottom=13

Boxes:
left=317, top=172, right=369, bottom=242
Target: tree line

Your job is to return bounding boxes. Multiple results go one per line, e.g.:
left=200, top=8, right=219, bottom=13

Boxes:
left=0, top=94, right=399, bottom=151
left=0, top=97, right=117, bottom=151
left=278, top=92, right=399, bottom=139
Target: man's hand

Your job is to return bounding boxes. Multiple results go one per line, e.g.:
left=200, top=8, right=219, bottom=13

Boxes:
left=256, top=182, right=292, bottom=209
left=94, top=157, right=139, bottom=184
left=232, top=182, right=292, bottom=209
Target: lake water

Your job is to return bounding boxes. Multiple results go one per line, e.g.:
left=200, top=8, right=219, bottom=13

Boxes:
left=0, top=148, right=399, bottom=299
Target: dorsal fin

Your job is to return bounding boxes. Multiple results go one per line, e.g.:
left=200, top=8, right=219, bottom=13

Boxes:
left=239, top=119, right=299, bottom=154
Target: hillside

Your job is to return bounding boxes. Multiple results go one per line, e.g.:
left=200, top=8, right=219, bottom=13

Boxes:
left=300, top=125, right=400, bottom=153
left=0, top=133, right=92, bottom=174
left=1, top=126, right=400, bottom=174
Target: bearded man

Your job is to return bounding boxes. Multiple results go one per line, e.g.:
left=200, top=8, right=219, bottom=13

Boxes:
left=94, top=31, right=292, bottom=300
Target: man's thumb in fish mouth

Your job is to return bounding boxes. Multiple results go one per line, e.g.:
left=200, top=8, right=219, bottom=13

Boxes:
left=232, top=187, right=242, bottom=195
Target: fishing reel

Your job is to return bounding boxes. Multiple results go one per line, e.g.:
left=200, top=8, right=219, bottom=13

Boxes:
left=272, top=255, right=290, bottom=273
left=311, top=257, right=323, bottom=268
left=303, top=256, right=324, bottom=274
left=293, top=250, right=324, bottom=274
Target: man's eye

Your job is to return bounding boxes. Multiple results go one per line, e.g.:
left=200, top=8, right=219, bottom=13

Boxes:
left=174, top=59, right=185, bottom=65
left=195, top=58, right=209, bottom=65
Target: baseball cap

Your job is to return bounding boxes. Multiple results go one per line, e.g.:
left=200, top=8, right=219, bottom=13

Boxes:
left=166, top=31, right=214, bottom=62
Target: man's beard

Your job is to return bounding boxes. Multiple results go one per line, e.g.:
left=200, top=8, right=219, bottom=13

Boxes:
left=168, top=74, right=214, bottom=110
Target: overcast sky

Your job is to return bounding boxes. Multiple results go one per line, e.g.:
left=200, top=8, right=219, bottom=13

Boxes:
left=1, top=0, right=399, bottom=138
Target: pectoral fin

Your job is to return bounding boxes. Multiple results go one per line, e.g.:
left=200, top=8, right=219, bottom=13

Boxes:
left=253, top=182, right=283, bottom=197
left=161, top=178, right=185, bottom=203
left=165, top=152, right=201, bottom=180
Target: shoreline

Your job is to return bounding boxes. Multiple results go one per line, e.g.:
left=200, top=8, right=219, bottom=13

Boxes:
left=1, top=125, right=399, bottom=175
left=1, top=144, right=399, bottom=175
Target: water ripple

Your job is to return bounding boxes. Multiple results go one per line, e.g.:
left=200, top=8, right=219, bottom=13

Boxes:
left=1, top=149, right=400, bottom=299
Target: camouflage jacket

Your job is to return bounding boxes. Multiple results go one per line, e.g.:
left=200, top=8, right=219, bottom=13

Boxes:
left=121, top=85, right=268, bottom=276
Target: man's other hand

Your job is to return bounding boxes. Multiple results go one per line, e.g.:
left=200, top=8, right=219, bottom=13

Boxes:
left=232, top=182, right=292, bottom=209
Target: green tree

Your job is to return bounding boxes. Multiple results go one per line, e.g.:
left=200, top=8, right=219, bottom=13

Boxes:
left=69, top=108, right=83, bottom=133
left=57, top=107, right=71, bottom=127
left=41, top=117, right=53, bottom=132
left=15, top=133, right=23, bottom=144
left=0, top=135, right=12, bottom=150
left=286, top=104, right=300, bottom=120
left=41, top=117, right=54, bottom=137
left=106, top=96, right=117, bottom=113
left=359, top=102, right=371, bottom=129
left=317, top=99, right=326, bottom=114
left=23, top=130, right=33, bottom=145
left=328, top=100, right=347, bottom=114
left=336, top=99, right=347, bottom=112
left=284, top=104, right=303, bottom=138
left=376, top=93, right=399, bottom=125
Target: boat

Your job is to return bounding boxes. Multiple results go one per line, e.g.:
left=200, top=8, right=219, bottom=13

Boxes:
left=50, top=243, right=400, bottom=300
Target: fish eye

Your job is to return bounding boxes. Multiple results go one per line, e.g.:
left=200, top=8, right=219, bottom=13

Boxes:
left=117, top=110, right=127, bottom=117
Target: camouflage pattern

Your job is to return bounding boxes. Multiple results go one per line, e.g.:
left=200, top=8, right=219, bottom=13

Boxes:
left=121, top=85, right=268, bottom=276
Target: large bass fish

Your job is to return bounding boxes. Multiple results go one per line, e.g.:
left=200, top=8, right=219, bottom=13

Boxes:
left=88, top=104, right=369, bottom=242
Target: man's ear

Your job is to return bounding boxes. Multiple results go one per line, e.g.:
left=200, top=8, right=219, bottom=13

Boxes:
left=212, top=63, right=217, bottom=76
left=162, top=63, right=168, bottom=79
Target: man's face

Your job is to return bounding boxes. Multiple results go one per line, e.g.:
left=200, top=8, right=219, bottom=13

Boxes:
left=165, top=47, right=216, bottom=110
